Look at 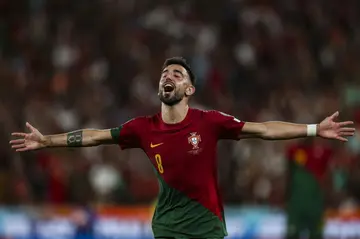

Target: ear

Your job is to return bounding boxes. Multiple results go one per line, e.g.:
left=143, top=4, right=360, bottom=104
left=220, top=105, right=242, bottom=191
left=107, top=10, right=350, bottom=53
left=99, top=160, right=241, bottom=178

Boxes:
left=185, top=85, right=195, bottom=96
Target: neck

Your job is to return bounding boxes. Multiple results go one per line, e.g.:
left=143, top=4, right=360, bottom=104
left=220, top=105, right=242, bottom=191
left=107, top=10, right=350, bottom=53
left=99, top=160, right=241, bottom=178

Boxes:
left=161, top=101, right=189, bottom=124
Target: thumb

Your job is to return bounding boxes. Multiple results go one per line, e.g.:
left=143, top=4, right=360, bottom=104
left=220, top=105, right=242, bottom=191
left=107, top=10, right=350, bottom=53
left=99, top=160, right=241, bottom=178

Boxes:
left=26, top=122, right=36, bottom=132
left=329, top=111, right=339, bottom=121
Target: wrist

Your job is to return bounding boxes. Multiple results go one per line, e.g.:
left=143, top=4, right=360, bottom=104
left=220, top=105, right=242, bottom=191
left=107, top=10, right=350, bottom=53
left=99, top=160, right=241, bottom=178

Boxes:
left=317, top=124, right=320, bottom=136
left=307, top=124, right=318, bottom=137
left=41, top=136, right=51, bottom=147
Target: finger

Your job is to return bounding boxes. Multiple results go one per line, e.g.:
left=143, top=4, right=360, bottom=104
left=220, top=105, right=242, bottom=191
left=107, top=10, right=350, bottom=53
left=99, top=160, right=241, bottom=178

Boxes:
left=339, top=121, right=354, bottom=127
left=340, top=132, right=355, bottom=136
left=16, top=147, right=30, bottom=152
left=9, top=139, right=25, bottom=144
left=26, top=122, right=36, bottom=132
left=330, top=111, right=339, bottom=120
left=11, top=132, right=27, bottom=137
left=336, top=136, right=348, bottom=142
left=340, top=127, right=356, bottom=132
left=11, top=144, right=26, bottom=149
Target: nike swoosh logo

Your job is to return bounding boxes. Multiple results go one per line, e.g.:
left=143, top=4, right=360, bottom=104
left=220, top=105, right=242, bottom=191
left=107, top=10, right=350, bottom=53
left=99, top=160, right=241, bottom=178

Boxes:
left=150, top=142, right=164, bottom=148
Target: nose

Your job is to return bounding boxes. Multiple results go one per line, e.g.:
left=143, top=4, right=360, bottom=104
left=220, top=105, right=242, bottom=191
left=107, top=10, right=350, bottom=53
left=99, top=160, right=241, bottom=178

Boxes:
left=163, top=75, right=174, bottom=83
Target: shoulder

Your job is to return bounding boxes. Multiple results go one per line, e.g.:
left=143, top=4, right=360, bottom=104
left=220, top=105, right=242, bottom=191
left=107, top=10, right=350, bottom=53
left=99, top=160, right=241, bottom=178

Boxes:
left=122, top=115, right=154, bottom=129
left=194, top=109, right=241, bottom=123
left=186, top=108, right=213, bottom=124
left=191, top=108, right=221, bottom=120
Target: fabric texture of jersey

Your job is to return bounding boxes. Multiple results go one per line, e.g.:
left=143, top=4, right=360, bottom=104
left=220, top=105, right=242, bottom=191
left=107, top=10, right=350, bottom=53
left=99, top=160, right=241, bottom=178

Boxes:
left=112, top=108, right=245, bottom=238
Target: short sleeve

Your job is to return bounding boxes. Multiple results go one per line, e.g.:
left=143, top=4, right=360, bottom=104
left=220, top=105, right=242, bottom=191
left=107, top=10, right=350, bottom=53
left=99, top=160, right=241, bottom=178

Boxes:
left=204, top=110, right=245, bottom=140
left=110, top=117, right=145, bottom=150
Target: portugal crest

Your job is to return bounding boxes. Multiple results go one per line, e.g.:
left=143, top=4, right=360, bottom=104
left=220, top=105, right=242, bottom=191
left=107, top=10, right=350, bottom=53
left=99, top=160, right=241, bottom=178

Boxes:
left=188, top=132, right=201, bottom=149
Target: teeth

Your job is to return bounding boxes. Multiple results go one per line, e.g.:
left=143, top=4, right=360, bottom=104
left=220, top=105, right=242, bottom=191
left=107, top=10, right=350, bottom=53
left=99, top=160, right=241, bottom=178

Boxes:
left=163, top=83, right=174, bottom=92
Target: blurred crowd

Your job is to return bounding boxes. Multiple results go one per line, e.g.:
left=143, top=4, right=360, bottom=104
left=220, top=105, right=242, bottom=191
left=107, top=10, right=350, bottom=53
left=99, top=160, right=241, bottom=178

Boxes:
left=0, top=0, right=360, bottom=209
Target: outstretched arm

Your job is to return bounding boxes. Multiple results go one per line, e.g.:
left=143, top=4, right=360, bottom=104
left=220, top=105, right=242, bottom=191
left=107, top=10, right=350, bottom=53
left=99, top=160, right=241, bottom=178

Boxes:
left=240, top=112, right=355, bottom=142
left=10, top=122, right=117, bottom=152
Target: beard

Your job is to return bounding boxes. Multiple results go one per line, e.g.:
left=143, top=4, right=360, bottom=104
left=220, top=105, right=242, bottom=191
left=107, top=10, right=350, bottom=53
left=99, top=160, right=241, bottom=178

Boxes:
left=158, top=88, right=184, bottom=106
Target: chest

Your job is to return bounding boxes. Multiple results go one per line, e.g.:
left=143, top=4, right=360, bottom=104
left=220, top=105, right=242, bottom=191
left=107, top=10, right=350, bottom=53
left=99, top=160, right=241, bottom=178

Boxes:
left=142, top=125, right=216, bottom=176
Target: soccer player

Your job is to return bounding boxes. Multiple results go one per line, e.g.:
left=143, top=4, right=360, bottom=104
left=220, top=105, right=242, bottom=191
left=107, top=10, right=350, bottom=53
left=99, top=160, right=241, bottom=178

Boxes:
left=10, top=57, right=355, bottom=238
left=285, top=138, right=333, bottom=239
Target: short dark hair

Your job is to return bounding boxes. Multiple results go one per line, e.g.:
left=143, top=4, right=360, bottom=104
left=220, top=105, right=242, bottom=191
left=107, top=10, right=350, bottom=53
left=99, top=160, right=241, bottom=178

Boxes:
left=162, top=57, right=196, bottom=85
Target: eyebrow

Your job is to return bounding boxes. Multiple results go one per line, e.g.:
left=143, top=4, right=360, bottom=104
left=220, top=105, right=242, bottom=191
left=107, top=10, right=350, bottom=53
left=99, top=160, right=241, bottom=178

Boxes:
left=174, top=70, right=184, bottom=76
left=162, top=69, right=184, bottom=76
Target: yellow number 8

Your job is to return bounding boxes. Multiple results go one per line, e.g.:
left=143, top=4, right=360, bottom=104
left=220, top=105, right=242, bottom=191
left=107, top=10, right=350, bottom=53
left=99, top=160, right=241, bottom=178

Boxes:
left=155, top=154, right=164, bottom=174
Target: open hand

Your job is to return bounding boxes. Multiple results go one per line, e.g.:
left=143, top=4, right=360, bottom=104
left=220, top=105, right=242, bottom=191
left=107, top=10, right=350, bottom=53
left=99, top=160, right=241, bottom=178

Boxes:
left=9, top=122, right=47, bottom=152
left=318, top=111, right=356, bottom=142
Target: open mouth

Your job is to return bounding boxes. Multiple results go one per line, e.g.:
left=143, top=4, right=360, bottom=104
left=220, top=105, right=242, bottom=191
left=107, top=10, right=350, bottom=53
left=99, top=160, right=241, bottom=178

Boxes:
left=163, top=83, right=175, bottom=92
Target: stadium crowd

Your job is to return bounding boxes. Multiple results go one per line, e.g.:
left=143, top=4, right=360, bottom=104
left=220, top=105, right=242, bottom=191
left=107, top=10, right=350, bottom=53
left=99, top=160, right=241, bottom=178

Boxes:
left=0, top=0, right=360, bottom=210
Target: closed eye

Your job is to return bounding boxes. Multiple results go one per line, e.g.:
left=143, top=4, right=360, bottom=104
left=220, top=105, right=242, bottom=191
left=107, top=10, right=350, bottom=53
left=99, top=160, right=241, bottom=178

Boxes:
left=161, top=69, right=184, bottom=80
left=173, top=70, right=184, bottom=77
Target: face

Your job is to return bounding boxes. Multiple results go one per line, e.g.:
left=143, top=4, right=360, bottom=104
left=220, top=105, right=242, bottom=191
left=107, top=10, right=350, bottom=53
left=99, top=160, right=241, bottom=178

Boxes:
left=158, top=64, right=194, bottom=106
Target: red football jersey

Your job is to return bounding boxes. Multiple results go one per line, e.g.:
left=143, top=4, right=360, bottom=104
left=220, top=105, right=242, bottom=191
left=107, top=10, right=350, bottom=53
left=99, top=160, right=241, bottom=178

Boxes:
left=112, top=108, right=245, bottom=238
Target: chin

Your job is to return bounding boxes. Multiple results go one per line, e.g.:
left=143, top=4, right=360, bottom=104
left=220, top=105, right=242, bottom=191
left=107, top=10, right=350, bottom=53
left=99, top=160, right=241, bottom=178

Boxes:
left=158, top=89, right=184, bottom=106
left=161, top=99, right=180, bottom=106
left=159, top=95, right=182, bottom=106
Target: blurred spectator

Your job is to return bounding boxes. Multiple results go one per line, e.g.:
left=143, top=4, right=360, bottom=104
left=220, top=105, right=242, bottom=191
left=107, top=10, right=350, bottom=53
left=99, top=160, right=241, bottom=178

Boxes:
left=0, top=0, right=359, bottom=209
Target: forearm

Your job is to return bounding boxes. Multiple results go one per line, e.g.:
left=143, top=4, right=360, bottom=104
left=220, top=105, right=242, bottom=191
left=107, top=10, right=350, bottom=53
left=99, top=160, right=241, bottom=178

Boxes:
left=44, top=129, right=113, bottom=147
left=261, top=121, right=318, bottom=140
left=241, top=121, right=318, bottom=140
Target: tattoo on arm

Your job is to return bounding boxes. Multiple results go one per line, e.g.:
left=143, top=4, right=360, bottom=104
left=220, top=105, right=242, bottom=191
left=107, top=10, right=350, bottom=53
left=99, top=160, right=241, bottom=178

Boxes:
left=67, top=130, right=83, bottom=147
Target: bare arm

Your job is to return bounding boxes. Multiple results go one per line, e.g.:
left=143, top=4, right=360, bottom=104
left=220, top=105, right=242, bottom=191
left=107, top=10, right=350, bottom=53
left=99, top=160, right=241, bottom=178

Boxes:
left=44, top=129, right=114, bottom=147
left=240, top=112, right=355, bottom=142
left=10, top=122, right=118, bottom=152
left=240, top=121, right=310, bottom=140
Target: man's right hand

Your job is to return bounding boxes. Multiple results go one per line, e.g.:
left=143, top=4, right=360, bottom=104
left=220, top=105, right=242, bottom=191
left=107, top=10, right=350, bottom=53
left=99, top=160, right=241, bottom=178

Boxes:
left=10, top=122, right=47, bottom=152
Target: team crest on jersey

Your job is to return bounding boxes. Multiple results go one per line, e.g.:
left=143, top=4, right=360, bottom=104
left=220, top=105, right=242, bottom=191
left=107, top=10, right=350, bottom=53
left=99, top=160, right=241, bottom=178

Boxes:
left=188, top=132, right=201, bottom=150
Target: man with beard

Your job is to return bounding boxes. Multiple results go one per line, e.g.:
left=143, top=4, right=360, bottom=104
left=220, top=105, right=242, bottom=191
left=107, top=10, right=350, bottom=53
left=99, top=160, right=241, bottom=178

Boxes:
left=10, top=57, right=355, bottom=238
